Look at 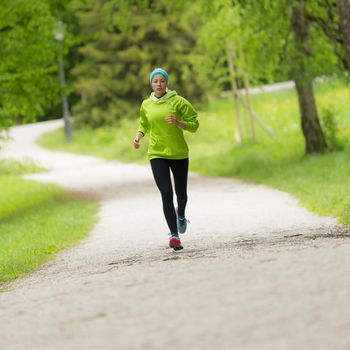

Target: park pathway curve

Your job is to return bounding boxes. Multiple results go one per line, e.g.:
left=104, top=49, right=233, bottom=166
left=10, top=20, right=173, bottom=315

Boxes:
left=1, top=120, right=350, bottom=350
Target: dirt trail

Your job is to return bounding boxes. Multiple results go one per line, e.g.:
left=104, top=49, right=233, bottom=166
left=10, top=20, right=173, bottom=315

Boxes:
left=1, top=120, right=350, bottom=350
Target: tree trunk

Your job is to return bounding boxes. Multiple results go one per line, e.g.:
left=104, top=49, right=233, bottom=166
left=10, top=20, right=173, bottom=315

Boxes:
left=291, top=1, right=328, bottom=154
left=337, top=0, right=350, bottom=73
left=294, top=80, right=327, bottom=154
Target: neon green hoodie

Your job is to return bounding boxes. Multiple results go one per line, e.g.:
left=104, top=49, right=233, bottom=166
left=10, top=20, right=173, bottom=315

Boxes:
left=138, top=90, right=199, bottom=160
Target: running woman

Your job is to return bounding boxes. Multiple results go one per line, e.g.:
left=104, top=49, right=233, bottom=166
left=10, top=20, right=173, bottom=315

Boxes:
left=133, top=68, right=199, bottom=251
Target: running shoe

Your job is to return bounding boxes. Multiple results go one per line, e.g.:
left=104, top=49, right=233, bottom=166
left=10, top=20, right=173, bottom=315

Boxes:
left=169, top=234, right=183, bottom=251
left=177, top=213, right=188, bottom=234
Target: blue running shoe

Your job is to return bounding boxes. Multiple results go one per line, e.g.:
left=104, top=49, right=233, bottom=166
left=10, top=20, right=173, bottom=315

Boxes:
left=177, top=212, right=188, bottom=234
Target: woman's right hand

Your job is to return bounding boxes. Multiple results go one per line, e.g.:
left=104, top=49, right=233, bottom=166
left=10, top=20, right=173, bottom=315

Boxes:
left=133, top=139, right=140, bottom=149
left=133, top=131, right=144, bottom=149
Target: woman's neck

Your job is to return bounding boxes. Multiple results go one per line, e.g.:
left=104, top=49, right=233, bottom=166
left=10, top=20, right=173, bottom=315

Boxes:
left=155, top=91, right=167, bottom=99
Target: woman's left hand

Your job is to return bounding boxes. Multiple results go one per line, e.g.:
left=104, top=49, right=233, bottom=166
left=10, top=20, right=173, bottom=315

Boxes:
left=165, top=115, right=186, bottom=129
left=165, top=115, right=178, bottom=125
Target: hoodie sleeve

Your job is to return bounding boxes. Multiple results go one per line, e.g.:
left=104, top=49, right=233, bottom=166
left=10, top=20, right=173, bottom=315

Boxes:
left=138, top=103, right=150, bottom=135
left=175, top=96, right=199, bottom=133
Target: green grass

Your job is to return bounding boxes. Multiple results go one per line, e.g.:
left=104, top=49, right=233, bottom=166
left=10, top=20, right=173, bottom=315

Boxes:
left=0, top=157, right=46, bottom=175
left=0, top=159, right=99, bottom=286
left=38, top=79, right=350, bottom=225
left=38, top=118, right=149, bottom=164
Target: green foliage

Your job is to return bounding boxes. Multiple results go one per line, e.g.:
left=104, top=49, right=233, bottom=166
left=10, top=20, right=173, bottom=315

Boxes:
left=193, top=3, right=241, bottom=92
left=195, top=0, right=345, bottom=91
left=0, top=158, right=45, bottom=175
left=36, top=0, right=83, bottom=122
left=0, top=0, right=61, bottom=128
left=0, top=130, right=8, bottom=150
left=306, top=0, right=348, bottom=76
left=247, top=0, right=342, bottom=81
left=194, top=0, right=290, bottom=92
left=71, top=0, right=205, bottom=128
left=320, top=106, right=343, bottom=151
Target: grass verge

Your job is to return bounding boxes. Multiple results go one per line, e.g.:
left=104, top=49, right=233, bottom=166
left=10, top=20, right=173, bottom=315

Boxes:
left=0, top=159, right=99, bottom=286
left=38, top=79, right=350, bottom=225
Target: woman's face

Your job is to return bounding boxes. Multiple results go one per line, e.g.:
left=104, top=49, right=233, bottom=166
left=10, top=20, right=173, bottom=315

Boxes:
left=151, top=74, right=167, bottom=97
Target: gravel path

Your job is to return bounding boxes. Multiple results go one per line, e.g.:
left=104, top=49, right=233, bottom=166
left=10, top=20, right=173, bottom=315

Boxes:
left=1, top=120, right=350, bottom=350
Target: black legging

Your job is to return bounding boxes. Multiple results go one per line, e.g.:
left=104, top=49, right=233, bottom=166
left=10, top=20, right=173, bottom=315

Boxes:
left=150, top=158, right=189, bottom=234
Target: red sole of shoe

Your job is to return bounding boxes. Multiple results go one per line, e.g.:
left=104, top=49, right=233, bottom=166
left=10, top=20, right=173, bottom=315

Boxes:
left=169, top=237, right=181, bottom=248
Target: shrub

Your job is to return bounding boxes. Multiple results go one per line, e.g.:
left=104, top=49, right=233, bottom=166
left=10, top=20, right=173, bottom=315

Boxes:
left=320, top=107, right=343, bottom=151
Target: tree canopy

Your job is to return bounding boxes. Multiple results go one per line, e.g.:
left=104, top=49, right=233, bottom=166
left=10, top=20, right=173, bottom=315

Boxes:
left=0, top=1, right=60, bottom=127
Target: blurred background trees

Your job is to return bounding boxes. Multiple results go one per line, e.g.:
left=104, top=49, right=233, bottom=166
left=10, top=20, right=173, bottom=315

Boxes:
left=1, top=0, right=350, bottom=154
left=0, top=0, right=60, bottom=127
left=71, top=0, right=204, bottom=127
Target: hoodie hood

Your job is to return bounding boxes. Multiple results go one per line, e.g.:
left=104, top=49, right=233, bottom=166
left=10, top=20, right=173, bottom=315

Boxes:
left=149, top=89, right=177, bottom=102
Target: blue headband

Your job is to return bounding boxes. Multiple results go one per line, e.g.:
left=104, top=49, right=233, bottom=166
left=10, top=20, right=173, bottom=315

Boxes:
left=149, top=68, right=169, bottom=86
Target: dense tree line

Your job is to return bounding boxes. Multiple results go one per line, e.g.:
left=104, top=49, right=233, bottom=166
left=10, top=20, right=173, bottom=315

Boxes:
left=71, top=0, right=204, bottom=127
left=1, top=0, right=349, bottom=154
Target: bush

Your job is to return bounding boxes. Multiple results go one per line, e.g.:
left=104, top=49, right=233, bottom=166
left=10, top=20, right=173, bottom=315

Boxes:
left=0, top=129, right=9, bottom=150
left=0, top=158, right=45, bottom=175
left=320, top=107, right=343, bottom=151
